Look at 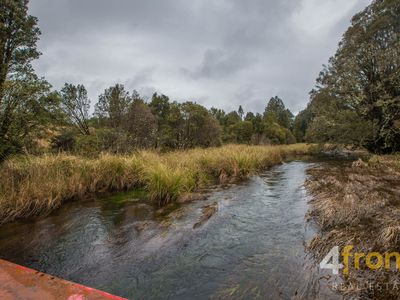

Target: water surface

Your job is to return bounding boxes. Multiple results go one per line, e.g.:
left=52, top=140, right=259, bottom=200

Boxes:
left=0, top=160, right=340, bottom=299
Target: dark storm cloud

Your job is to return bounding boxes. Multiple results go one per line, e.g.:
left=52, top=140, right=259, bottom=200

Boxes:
left=29, top=0, right=371, bottom=114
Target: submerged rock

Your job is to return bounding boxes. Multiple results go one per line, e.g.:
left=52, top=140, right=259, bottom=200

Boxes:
left=193, top=202, right=218, bottom=229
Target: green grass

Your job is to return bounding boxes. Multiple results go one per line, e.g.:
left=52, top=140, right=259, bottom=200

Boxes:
left=0, top=143, right=314, bottom=223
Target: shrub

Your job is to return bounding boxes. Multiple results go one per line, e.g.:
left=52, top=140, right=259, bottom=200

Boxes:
left=50, top=131, right=76, bottom=152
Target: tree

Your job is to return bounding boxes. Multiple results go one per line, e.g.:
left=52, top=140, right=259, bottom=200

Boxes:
left=0, top=75, right=58, bottom=159
left=231, top=121, right=253, bottom=144
left=0, top=1, right=59, bottom=160
left=305, top=0, right=400, bottom=152
left=180, top=102, right=221, bottom=148
left=221, top=111, right=242, bottom=142
left=244, top=112, right=254, bottom=121
left=0, top=0, right=40, bottom=101
left=225, top=111, right=241, bottom=126
left=263, top=96, right=294, bottom=129
left=247, top=113, right=263, bottom=134
left=238, top=105, right=244, bottom=120
left=210, top=107, right=226, bottom=126
left=305, top=111, right=375, bottom=146
left=293, top=108, right=313, bottom=142
left=149, top=93, right=170, bottom=122
left=95, top=84, right=131, bottom=128
left=60, top=83, right=91, bottom=135
left=124, top=98, right=157, bottom=148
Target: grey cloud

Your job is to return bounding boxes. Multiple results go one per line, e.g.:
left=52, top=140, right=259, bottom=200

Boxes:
left=184, top=48, right=255, bottom=79
left=29, top=0, right=372, bottom=114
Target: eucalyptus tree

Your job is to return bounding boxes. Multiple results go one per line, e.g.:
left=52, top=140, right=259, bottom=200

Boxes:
left=60, top=83, right=91, bottom=135
left=0, top=0, right=56, bottom=159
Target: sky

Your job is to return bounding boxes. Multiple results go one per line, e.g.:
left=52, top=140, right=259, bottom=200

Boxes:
left=28, top=0, right=371, bottom=115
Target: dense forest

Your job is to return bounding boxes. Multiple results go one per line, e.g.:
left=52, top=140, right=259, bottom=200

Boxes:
left=0, top=0, right=399, bottom=161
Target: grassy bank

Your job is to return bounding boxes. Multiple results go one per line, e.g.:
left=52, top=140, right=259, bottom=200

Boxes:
left=0, top=144, right=313, bottom=224
left=306, top=155, right=400, bottom=299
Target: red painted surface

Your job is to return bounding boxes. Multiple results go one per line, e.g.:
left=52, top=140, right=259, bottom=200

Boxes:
left=0, top=259, right=127, bottom=300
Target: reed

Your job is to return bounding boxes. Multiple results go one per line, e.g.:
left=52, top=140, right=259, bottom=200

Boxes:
left=0, top=143, right=313, bottom=223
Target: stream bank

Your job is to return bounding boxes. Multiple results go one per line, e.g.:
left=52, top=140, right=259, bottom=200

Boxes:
left=306, top=156, right=400, bottom=299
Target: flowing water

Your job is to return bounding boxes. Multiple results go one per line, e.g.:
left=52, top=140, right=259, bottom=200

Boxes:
left=0, top=160, right=341, bottom=299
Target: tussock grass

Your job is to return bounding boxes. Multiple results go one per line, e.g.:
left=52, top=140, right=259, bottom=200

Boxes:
left=0, top=143, right=313, bottom=223
left=306, top=157, right=400, bottom=299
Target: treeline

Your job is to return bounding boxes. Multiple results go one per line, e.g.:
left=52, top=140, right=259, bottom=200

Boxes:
left=2, top=76, right=297, bottom=158
left=55, top=84, right=222, bottom=154
left=294, top=0, right=400, bottom=153
left=50, top=84, right=297, bottom=156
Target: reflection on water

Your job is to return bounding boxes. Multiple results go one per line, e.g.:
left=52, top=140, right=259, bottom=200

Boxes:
left=0, top=160, right=340, bottom=299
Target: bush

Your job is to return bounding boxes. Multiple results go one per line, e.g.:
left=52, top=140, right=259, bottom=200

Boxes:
left=50, top=131, right=76, bottom=152
left=74, top=134, right=101, bottom=157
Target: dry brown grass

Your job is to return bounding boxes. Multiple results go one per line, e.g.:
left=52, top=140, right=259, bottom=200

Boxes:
left=0, top=143, right=314, bottom=224
left=306, top=155, right=400, bottom=299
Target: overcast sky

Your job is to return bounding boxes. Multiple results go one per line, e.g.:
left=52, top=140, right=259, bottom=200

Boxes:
left=29, top=0, right=370, bottom=115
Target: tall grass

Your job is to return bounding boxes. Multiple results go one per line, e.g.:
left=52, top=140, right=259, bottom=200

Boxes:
left=0, top=144, right=313, bottom=223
